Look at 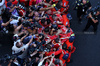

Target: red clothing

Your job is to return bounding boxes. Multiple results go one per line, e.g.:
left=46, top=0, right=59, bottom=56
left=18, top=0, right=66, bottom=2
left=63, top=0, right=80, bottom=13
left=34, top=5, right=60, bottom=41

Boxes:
left=29, top=0, right=36, bottom=6
left=52, top=40, right=60, bottom=49
left=60, top=0, right=69, bottom=14
left=56, top=14, right=63, bottom=24
left=58, top=25, right=68, bottom=34
left=45, top=34, right=58, bottom=42
left=20, top=0, right=28, bottom=6
left=48, top=15, right=54, bottom=23
left=45, top=62, right=48, bottom=66
left=45, top=49, right=62, bottom=56
left=29, top=0, right=42, bottom=6
left=65, top=39, right=76, bottom=53
left=19, top=9, right=26, bottom=16
left=59, top=50, right=71, bottom=65
left=39, top=21, right=50, bottom=28
left=62, top=15, right=70, bottom=27
left=59, top=33, right=72, bottom=44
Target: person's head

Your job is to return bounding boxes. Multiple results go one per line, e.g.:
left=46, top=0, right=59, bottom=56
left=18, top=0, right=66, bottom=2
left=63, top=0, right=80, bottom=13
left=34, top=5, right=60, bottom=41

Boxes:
left=16, top=41, right=23, bottom=48
left=29, top=7, right=32, bottom=12
left=7, top=2, right=13, bottom=8
left=34, top=11, right=39, bottom=17
left=46, top=10, right=52, bottom=14
left=46, top=19, right=51, bottom=25
left=51, top=24, right=58, bottom=32
left=46, top=0, right=52, bottom=4
left=13, top=34, right=19, bottom=41
left=82, top=0, right=87, bottom=4
left=62, top=53, right=69, bottom=60
left=38, top=33, right=44, bottom=41
left=69, top=36, right=75, bottom=43
left=41, top=19, right=51, bottom=25
left=56, top=1, right=63, bottom=9
left=69, top=33, right=75, bottom=43
left=46, top=44, right=52, bottom=51
left=44, top=27, right=50, bottom=34
left=41, top=18, right=46, bottom=25
left=52, top=14, right=58, bottom=21
left=55, top=38, right=60, bottom=43
left=62, top=43, right=67, bottom=50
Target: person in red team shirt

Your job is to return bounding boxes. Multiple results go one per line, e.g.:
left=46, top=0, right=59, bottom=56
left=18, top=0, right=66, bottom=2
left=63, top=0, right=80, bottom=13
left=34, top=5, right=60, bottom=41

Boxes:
left=39, top=18, right=51, bottom=28
left=65, top=34, right=76, bottom=53
left=43, top=24, right=62, bottom=44
left=60, top=0, right=69, bottom=14
left=59, top=43, right=72, bottom=65
left=29, top=0, right=42, bottom=6
left=45, top=44, right=63, bottom=56
left=52, top=14, right=63, bottom=24
left=52, top=38, right=62, bottom=49
left=20, top=0, right=29, bottom=6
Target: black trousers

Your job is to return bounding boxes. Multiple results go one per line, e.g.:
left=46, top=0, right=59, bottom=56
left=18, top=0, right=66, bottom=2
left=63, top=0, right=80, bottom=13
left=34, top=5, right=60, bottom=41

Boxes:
left=84, top=19, right=99, bottom=32
left=77, top=10, right=85, bottom=18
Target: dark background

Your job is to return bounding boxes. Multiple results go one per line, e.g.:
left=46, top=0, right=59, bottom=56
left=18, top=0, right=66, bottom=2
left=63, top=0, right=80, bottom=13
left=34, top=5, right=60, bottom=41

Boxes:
left=0, top=0, right=100, bottom=66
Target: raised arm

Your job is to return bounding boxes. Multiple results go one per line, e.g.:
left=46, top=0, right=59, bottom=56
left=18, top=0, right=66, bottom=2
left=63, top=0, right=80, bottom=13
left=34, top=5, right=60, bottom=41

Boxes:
left=89, top=13, right=98, bottom=23
left=27, top=35, right=35, bottom=45
left=14, top=24, right=22, bottom=33
left=1, top=18, right=13, bottom=27
left=20, top=33, right=28, bottom=42
left=9, top=6, right=18, bottom=12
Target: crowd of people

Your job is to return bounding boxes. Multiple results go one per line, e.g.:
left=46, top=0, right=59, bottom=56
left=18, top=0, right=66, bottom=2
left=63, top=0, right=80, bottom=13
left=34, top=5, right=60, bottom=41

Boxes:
left=0, top=0, right=76, bottom=66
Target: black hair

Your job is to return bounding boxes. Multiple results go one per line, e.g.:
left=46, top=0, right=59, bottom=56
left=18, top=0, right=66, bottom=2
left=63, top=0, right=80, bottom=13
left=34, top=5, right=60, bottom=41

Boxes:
left=16, top=42, right=21, bottom=48
left=39, top=33, right=44, bottom=41
left=55, top=38, right=59, bottom=43
left=62, top=43, right=67, bottom=50
left=51, top=24, right=58, bottom=31
left=52, top=14, right=57, bottom=19
left=46, top=19, right=51, bottom=25
left=41, top=18, right=46, bottom=25
left=44, top=27, right=50, bottom=33
left=46, top=0, right=51, bottom=3
left=13, top=36, right=17, bottom=41
left=56, top=1, right=62, bottom=9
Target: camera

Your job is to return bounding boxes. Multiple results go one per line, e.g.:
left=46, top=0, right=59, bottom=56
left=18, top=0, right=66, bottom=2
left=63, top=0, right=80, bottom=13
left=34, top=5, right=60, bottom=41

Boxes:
left=85, top=2, right=100, bottom=17
left=17, top=3, right=26, bottom=10
left=22, top=21, right=31, bottom=27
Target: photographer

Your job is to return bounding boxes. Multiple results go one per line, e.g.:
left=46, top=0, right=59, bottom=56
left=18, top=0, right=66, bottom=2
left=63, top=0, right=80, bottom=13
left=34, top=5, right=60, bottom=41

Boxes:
left=0, top=17, right=15, bottom=34
left=12, top=33, right=34, bottom=65
left=75, top=0, right=91, bottom=24
left=8, top=56, right=20, bottom=66
left=83, top=9, right=100, bottom=34
left=2, top=2, right=19, bottom=23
